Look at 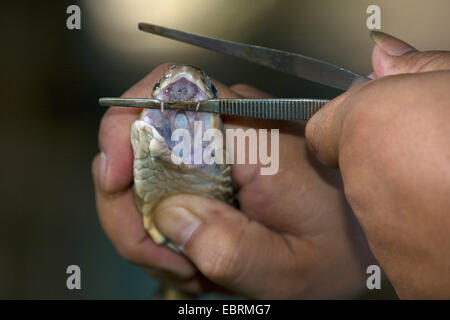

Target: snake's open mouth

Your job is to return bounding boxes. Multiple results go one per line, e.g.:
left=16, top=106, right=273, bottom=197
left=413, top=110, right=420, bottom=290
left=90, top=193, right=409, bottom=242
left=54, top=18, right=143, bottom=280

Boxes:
left=154, top=77, right=210, bottom=103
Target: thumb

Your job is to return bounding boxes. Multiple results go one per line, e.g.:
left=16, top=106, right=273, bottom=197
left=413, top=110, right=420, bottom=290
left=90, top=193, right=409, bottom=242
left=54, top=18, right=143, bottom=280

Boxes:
left=370, top=31, right=450, bottom=77
left=152, top=194, right=288, bottom=292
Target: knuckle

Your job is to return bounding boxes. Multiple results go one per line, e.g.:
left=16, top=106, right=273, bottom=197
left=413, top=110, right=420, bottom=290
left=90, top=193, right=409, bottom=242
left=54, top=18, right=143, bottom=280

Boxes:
left=342, top=80, right=391, bottom=140
left=200, top=249, right=239, bottom=284
left=410, top=51, right=450, bottom=73
left=339, top=80, right=409, bottom=211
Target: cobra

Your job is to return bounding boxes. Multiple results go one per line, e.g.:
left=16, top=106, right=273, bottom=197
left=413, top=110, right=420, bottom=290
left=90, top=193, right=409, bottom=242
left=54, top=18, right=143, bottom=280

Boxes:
left=130, top=64, right=234, bottom=250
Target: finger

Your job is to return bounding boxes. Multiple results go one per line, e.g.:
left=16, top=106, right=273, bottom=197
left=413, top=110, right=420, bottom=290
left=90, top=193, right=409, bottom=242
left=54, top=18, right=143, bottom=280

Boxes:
left=370, top=31, right=450, bottom=77
left=229, top=83, right=274, bottom=98
left=304, top=81, right=369, bottom=168
left=97, top=63, right=175, bottom=194
left=152, top=194, right=308, bottom=298
left=305, top=69, right=450, bottom=167
left=92, top=153, right=197, bottom=279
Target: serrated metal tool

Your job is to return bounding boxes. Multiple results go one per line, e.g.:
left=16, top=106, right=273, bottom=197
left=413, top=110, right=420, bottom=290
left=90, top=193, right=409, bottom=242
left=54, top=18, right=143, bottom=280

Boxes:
left=99, top=97, right=329, bottom=121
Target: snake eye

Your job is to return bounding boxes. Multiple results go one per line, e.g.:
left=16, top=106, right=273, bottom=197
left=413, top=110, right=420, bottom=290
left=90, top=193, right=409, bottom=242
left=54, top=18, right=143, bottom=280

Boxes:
left=211, top=83, right=218, bottom=98
left=152, top=81, right=160, bottom=91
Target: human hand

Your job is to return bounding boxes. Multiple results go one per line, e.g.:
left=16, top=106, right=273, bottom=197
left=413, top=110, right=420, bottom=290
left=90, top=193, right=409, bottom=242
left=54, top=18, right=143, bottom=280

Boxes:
left=305, top=31, right=450, bottom=298
left=92, top=63, right=375, bottom=299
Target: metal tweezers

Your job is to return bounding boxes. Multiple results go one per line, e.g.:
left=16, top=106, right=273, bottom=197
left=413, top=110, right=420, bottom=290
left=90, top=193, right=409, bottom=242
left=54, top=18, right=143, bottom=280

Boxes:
left=99, top=23, right=370, bottom=121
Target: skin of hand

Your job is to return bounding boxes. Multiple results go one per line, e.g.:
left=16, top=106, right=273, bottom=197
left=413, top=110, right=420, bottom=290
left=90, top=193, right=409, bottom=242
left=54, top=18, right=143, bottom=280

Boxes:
left=92, top=63, right=377, bottom=299
left=305, top=31, right=450, bottom=299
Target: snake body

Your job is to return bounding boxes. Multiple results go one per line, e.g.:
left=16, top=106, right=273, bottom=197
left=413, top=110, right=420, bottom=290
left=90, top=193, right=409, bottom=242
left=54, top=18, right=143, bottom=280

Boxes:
left=131, top=65, right=234, bottom=249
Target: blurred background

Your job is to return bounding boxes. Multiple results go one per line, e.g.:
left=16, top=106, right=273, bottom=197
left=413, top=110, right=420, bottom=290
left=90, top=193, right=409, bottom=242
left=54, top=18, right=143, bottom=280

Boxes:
left=1, top=0, right=449, bottom=299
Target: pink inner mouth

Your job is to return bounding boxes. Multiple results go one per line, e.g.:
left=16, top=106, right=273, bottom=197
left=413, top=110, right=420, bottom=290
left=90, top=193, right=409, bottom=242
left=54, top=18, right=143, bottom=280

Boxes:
left=154, top=77, right=209, bottom=103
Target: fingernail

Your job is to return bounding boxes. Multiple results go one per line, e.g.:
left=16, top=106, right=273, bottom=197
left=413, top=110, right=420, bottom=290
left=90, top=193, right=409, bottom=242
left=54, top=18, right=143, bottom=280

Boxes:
left=153, top=206, right=202, bottom=250
left=370, top=31, right=416, bottom=56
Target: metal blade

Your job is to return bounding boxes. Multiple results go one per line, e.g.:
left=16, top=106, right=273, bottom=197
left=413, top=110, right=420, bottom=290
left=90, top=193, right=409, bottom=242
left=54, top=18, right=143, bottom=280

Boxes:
left=138, top=23, right=369, bottom=91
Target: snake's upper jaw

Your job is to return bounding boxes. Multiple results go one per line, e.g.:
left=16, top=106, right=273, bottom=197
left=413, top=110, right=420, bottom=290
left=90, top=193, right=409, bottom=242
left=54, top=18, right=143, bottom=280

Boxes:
left=154, top=77, right=210, bottom=102
left=151, top=64, right=216, bottom=102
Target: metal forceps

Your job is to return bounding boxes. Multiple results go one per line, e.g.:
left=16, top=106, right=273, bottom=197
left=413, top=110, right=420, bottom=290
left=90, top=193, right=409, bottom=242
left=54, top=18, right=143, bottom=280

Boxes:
left=99, top=23, right=370, bottom=120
